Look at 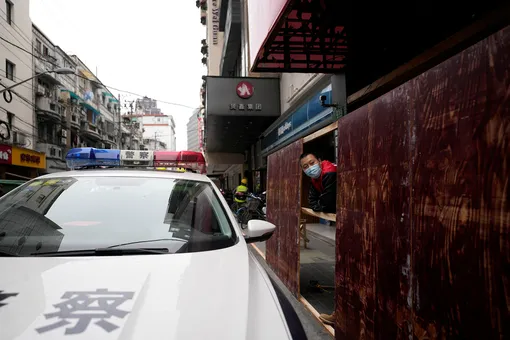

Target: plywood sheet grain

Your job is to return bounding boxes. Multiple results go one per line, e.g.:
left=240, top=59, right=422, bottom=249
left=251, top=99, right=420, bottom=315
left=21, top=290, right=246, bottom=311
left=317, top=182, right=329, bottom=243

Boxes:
left=335, top=25, right=510, bottom=339
left=266, top=139, right=303, bottom=296
left=410, top=26, right=510, bottom=339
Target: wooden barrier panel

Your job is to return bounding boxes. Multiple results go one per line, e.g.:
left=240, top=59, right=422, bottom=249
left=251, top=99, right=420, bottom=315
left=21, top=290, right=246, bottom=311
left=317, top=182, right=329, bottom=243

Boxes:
left=335, top=26, right=510, bottom=339
left=266, top=139, right=303, bottom=296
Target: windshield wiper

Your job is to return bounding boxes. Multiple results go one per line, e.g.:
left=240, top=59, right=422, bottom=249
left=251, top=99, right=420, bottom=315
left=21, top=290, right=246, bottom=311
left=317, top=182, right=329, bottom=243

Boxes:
left=0, top=250, right=21, bottom=257
left=105, top=238, right=186, bottom=249
left=31, top=248, right=169, bottom=257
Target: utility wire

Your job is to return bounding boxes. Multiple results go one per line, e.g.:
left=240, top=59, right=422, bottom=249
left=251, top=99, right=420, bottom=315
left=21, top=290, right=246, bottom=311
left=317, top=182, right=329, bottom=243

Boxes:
left=0, top=35, right=198, bottom=110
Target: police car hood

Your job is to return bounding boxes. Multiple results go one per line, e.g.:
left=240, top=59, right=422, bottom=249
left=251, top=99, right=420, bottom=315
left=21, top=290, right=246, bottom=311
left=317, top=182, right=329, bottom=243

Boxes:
left=0, top=243, right=291, bottom=340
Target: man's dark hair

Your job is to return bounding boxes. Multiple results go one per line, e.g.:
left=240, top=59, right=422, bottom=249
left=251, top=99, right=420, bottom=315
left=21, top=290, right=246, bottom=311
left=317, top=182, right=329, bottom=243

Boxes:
left=299, top=152, right=318, bottom=160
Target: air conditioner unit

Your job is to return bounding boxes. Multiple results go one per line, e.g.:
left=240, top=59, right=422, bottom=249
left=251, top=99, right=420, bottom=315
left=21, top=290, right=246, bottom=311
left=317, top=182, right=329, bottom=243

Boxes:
left=13, top=133, right=26, bottom=146
left=36, top=85, right=45, bottom=96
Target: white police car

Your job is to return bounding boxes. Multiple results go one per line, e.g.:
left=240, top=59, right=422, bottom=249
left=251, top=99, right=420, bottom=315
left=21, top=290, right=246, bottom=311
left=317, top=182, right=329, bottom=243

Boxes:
left=0, top=148, right=306, bottom=340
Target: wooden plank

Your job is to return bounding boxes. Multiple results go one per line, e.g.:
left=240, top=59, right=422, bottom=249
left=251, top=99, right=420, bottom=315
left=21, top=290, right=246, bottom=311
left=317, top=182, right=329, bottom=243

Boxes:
left=303, top=121, right=338, bottom=143
left=301, top=207, right=336, bottom=222
left=299, top=297, right=335, bottom=337
left=346, top=4, right=510, bottom=108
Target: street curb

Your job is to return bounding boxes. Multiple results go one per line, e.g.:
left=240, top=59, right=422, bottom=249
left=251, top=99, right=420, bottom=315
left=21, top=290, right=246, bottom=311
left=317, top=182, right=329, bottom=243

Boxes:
left=249, top=246, right=333, bottom=340
left=306, top=229, right=336, bottom=247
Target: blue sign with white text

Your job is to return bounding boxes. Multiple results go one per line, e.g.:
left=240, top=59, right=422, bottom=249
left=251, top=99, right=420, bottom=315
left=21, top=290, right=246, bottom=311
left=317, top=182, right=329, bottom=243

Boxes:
left=262, top=85, right=333, bottom=152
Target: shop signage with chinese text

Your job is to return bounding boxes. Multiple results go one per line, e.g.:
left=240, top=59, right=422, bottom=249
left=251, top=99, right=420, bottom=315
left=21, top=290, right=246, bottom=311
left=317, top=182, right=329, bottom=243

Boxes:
left=205, top=77, right=280, bottom=117
left=11, top=146, right=46, bottom=169
left=0, top=144, right=12, bottom=164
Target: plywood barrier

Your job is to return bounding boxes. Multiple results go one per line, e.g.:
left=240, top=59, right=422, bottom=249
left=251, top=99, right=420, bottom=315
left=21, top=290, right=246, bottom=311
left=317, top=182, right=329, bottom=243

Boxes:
left=266, top=139, right=303, bottom=296
left=335, top=26, right=510, bottom=339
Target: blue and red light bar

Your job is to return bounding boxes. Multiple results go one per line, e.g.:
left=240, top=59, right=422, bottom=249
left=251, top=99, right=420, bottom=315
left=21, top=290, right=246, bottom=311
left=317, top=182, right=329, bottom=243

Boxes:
left=65, top=148, right=206, bottom=173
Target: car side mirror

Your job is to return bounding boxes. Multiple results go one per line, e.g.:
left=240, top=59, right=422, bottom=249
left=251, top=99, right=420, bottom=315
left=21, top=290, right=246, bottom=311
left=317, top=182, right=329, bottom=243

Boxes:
left=244, top=220, right=275, bottom=244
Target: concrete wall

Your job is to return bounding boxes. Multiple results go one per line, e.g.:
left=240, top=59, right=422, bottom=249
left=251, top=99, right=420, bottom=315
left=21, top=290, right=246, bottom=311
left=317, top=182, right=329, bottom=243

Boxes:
left=187, top=111, right=199, bottom=151
left=0, top=0, right=34, bottom=149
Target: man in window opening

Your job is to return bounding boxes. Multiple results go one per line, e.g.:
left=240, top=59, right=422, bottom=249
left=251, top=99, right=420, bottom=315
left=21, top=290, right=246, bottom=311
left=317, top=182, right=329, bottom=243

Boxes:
left=300, top=152, right=337, bottom=214
left=299, top=152, right=337, bottom=325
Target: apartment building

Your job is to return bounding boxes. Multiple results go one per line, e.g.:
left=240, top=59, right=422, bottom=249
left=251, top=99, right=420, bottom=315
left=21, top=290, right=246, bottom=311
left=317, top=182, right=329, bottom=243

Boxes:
left=0, top=0, right=33, bottom=145
left=186, top=108, right=200, bottom=152
left=70, top=55, right=120, bottom=151
left=32, top=25, right=69, bottom=172
left=134, top=96, right=177, bottom=151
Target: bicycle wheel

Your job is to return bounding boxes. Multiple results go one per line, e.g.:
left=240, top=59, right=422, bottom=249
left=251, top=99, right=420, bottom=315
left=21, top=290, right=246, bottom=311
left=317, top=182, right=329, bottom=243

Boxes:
left=239, top=209, right=250, bottom=228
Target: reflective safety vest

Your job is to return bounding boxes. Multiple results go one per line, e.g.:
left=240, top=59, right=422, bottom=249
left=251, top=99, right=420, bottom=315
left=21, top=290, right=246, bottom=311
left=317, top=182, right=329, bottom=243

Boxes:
left=234, top=184, right=248, bottom=203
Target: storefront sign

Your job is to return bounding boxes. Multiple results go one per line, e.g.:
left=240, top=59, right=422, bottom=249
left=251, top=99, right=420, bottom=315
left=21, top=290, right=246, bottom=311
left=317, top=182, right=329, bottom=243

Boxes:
left=212, top=0, right=219, bottom=45
left=205, top=77, right=280, bottom=117
left=229, top=103, right=262, bottom=111
left=11, top=146, right=46, bottom=169
left=0, top=144, right=12, bottom=164
left=278, top=121, right=292, bottom=137
left=262, top=84, right=333, bottom=152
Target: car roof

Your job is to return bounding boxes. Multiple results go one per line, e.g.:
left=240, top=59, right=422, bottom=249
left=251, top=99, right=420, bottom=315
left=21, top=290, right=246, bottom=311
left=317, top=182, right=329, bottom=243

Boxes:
left=35, top=169, right=212, bottom=182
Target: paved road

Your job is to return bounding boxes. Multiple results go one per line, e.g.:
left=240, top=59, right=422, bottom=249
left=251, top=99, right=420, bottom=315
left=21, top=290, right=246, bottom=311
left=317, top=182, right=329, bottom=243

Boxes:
left=250, top=246, right=334, bottom=339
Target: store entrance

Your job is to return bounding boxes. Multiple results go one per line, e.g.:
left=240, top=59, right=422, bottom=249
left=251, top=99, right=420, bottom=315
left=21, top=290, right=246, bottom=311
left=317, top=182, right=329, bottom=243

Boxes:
left=298, top=123, right=337, bottom=326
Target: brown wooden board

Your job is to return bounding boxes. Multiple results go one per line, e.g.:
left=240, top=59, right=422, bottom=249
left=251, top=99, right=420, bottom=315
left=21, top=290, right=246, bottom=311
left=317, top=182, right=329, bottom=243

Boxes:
left=335, top=25, right=510, bottom=339
left=410, top=26, right=510, bottom=339
left=266, top=139, right=303, bottom=296
left=336, top=79, right=413, bottom=339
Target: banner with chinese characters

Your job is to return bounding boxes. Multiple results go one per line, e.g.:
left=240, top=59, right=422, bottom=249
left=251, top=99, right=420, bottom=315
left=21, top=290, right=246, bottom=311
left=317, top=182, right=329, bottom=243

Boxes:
left=0, top=144, right=12, bottom=165
left=11, top=146, right=46, bottom=169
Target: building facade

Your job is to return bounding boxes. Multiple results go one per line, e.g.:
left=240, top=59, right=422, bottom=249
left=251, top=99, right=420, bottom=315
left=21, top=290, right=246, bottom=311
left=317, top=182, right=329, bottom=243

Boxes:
left=186, top=108, right=200, bottom=151
left=0, top=1, right=50, bottom=179
left=70, top=55, right=120, bottom=151
left=32, top=25, right=68, bottom=173
left=132, top=96, right=176, bottom=151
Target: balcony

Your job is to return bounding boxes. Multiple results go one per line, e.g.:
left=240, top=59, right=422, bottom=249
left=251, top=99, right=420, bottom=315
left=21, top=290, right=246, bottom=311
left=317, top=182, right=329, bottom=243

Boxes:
left=36, top=142, right=64, bottom=160
left=34, top=56, right=61, bottom=85
left=36, top=97, right=61, bottom=121
left=81, top=122, right=102, bottom=140
left=34, top=55, right=53, bottom=74
left=70, top=114, right=81, bottom=129
left=105, top=130, right=117, bottom=144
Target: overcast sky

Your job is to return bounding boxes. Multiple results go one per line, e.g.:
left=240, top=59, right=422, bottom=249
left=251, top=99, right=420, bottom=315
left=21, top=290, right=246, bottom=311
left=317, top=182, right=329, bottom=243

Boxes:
left=30, top=0, right=206, bottom=150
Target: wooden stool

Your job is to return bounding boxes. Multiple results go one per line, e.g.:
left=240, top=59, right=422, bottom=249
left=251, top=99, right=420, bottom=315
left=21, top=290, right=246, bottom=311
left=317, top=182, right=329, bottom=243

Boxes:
left=299, top=218, right=309, bottom=248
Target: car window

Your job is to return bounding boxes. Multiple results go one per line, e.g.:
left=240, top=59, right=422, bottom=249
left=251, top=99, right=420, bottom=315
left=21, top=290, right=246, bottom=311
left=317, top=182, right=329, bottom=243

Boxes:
left=0, top=176, right=237, bottom=256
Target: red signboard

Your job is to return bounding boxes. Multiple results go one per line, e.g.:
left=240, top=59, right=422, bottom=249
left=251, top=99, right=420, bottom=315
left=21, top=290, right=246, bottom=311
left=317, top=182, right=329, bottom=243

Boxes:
left=247, top=0, right=347, bottom=73
left=247, top=0, right=288, bottom=70
left=0, top=144, right=12, bottom=164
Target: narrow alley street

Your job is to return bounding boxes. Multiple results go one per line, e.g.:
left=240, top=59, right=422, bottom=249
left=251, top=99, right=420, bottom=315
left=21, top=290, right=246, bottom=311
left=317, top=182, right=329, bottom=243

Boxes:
left=253, top=223, right=336, bottom=315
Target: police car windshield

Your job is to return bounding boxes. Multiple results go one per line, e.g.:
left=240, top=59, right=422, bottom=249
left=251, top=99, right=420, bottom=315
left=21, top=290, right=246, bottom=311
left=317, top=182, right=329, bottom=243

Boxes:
left=0, top=176, right=236, bottom=257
